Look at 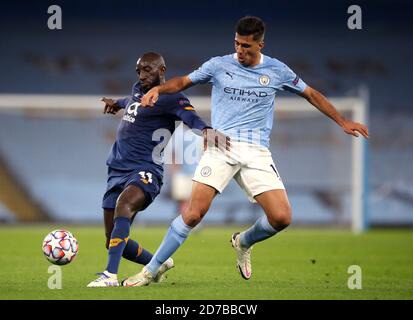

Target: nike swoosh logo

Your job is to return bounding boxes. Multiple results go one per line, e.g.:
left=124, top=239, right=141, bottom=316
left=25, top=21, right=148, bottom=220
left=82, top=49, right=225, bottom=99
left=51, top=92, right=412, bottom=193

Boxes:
left=124, top=280, right=141, bottom=287
left=244, top=262, right=251, bottom=278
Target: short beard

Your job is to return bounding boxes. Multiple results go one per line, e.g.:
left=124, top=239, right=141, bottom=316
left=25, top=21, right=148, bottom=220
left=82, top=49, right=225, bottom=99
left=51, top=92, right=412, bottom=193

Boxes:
left=143, top=76, right=161, bottom=93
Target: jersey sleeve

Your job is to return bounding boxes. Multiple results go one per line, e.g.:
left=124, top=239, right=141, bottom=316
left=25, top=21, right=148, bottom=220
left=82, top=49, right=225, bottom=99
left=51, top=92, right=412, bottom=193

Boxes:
left=187, top=57, right=218, bottom=85
left=115, top=82, right=140, bottom=109
left=115, top=97, right=130, bottom=109
left=168, top=95, right=211, bottom=133
left=279, top=64, right=307, bottom=93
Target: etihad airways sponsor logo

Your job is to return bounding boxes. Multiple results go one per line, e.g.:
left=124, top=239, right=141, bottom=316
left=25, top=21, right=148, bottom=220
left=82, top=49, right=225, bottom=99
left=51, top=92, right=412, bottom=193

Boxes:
left=224, top=87, right=268, bottom=98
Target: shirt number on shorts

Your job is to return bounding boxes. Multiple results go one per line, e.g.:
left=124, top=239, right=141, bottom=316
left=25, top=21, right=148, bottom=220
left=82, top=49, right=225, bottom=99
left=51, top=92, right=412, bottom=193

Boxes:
left=139, top=171, right=153, bottom=184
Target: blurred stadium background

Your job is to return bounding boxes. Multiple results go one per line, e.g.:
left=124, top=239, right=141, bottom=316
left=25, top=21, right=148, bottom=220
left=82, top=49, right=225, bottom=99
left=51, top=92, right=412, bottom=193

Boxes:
left=0, top=0, right=412, bottom=231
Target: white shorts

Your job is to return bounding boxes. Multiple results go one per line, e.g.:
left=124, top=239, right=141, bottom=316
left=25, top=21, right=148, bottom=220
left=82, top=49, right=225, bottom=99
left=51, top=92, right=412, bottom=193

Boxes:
left=193, top=142, right=285, bottom=203
left=171, top=173, right=193, bottom=201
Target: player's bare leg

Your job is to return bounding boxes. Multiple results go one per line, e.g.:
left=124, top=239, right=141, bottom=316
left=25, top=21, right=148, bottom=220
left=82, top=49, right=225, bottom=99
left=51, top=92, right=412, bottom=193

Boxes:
left=103, top=209, right=164, bottom=278
left=182, top=181, right=218, bottom=227
left=254, top=189, right=292, bottom=231
left=116, top=185, right=175, bottom=282
left=88, top=185, right=170, bottom=287
left=122, top=181, right=217, bottom=287
left=88, top=186, right=145, bottom=287
left=104, top=209, right=115, bottom=250
left=231, top=189, right=291, bottom=280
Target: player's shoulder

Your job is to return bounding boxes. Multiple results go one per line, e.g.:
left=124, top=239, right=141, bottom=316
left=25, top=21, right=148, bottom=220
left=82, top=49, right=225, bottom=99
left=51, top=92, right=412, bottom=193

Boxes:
left=158, top=91, right=191, bottom=107
left=262, top=55, right=296, bottom=79
left=263, top=54, right=289, bottom=70
left=204, top=54, right=233, bottom=65
left=160, top=91, right=189, bottom=102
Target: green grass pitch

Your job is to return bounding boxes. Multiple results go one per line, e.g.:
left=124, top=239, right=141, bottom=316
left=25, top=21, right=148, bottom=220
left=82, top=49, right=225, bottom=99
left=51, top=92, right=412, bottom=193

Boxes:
left=0, top=225, right=412, bottom=300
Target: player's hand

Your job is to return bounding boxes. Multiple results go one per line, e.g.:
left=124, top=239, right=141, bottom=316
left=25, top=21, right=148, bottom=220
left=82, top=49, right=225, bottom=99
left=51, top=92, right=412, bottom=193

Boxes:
left=141, top=87, right=159, bottom=107
left=101, top=97, right=121, bottom=114
left=203, top=128, right=231, bottom=152
left=342, top=120, right=369, bottom=138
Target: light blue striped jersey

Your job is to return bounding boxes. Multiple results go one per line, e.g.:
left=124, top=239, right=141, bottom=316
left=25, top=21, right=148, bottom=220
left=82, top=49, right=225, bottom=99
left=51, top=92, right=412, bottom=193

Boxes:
left=188, top=53, right=307, bottom=147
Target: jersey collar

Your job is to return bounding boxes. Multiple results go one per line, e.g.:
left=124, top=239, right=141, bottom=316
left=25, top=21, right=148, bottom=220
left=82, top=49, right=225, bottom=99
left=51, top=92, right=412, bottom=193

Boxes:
left=233, top=53, right=264, bottom=66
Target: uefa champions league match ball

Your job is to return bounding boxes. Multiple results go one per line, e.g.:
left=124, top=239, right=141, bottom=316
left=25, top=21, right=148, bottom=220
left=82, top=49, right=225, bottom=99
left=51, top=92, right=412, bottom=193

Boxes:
left=42, top=229, right=78, bottom=265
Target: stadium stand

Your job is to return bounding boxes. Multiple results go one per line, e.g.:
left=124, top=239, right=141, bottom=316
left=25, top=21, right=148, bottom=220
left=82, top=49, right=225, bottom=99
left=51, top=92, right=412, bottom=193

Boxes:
left=0, top=1, right=412, bottom=226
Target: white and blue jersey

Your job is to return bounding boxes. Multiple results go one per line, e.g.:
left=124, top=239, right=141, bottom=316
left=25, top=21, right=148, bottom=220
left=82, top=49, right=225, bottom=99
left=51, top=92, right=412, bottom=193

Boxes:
left=188, top=53, right=307, bottom=148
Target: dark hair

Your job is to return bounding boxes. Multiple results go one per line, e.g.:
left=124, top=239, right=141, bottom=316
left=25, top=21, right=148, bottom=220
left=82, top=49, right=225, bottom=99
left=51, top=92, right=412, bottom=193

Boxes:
left=235, top=16, right=265, bottom=41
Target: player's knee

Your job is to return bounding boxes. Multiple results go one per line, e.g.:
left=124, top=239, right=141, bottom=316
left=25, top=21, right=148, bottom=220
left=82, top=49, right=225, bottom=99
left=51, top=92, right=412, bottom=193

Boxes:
left=114, top=186, right=146, bottom=219
left=182, top=214, right=200, bottom=227
left=182, top=210, right=202, bottom=227
left=269, top=204, right=292, bottom=230
left=114, top=201, right=133, bottom=218
left=183, top=204, right=208, bottom=227
left=279, top=213, right=292, bottom=229
left=115, top=197, right=143, bottom=219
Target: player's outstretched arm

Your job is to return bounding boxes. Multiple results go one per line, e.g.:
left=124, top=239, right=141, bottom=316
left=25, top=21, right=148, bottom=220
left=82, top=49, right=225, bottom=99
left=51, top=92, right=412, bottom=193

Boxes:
left=101, top=97, right=122, bottom=115
left=141, top=76, right=194, bottom=107
left=299, top=86, right=369, bottom=139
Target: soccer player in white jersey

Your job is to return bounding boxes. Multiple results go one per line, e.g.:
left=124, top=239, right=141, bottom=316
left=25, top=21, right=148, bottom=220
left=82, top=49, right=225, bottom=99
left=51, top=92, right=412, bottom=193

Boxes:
left=121, top=16, right=369, bottom=286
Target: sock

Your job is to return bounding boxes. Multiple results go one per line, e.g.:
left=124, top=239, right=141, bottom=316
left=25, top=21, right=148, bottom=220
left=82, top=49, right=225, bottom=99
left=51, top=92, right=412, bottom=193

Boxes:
left=122, top=239, right=153, bottom=265
left=103, top=270, right=117, bottom=278
left=105, top=216, right=130, bottom=274
left=145, top=215, right=192, bottom=276
left=240, top=215, right=278, bottom=249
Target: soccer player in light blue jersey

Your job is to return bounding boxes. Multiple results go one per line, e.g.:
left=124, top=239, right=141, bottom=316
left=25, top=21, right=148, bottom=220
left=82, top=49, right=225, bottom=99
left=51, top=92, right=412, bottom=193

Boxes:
left=122, top=16, right=369, bottom=286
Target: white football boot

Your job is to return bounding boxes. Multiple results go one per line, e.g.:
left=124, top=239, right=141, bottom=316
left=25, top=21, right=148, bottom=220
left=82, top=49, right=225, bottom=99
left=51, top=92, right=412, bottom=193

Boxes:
left=87, top=271, right=119, bottom=287
left=121, top=266, right=154, bottom=287
left=231, top=232, right=253, bottom=280
left=153, top=258, right=174, bottom=283
left=122, top=258, right=174, bottom=287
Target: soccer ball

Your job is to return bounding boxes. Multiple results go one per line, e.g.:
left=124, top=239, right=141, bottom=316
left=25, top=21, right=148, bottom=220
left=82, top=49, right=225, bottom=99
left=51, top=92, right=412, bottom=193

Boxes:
left=42, top=229, right=78, bottom=265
